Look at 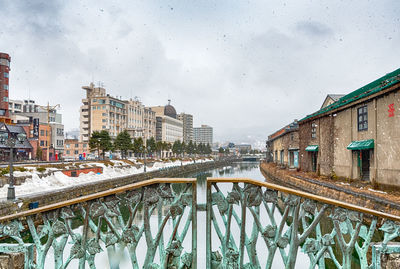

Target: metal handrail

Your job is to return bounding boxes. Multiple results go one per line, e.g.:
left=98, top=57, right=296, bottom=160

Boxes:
left=0, top=178, right=196, bottom=223
left=207, top=177, right=400, bottom=222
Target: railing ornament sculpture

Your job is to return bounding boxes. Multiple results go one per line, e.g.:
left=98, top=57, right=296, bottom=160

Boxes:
left=206, top=178, right=400, bottom=269
left=0, top=178, right=197, bottom=269
left=0, top=177, right=400, bottom=268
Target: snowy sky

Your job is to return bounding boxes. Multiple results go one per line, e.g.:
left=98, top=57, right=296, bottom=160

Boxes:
left=0, top=0, right=399, bottom=146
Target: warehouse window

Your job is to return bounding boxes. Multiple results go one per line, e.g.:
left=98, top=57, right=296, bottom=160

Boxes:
left=358, top=105, right=368, bottom=131
left=311, top=122, right=317, bottom=138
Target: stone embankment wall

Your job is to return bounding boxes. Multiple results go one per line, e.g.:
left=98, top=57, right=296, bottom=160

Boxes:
left=0, top=159, right=238, bottom=217
left=260, top=162, right=400, bottom=216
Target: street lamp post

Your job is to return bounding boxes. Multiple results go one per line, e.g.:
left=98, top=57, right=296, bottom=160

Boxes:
left=142, top=145, right=151, bottom=173
left=0, top=132, right=27, bottom=200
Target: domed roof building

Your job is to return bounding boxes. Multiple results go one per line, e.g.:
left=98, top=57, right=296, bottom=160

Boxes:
left=164, top=100, right=177, bottom=119
left=150, top=100, right=183, bottom=144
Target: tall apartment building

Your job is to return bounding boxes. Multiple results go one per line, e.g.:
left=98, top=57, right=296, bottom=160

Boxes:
left=194, top=125, right=213, bottom=145
left=0, top=53, right=11, bottom=123
left=79, top=83, right=156, bottom=143
left=151, top=101, right=183, bottom=143
left=177, top=113, right=193, bottom=143
left=125, top=98, right=156, bottom=141
left=80, top=83, right=127, bottom=142
left=143, top=106, right=156, bottom=141
left=126, top=98, right=144, bottom=138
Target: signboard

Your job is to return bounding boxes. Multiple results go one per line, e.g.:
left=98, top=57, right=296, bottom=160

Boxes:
left=33, top=118, right=40, bottom=138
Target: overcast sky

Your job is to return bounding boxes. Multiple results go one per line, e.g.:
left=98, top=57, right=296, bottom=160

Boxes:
left=1, top=0, right=399, bottom=147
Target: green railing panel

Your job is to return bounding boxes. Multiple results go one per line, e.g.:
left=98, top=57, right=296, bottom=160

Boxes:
left=206, top=178, right=400, bottom=269
left=1, top=177, right=400, bottom=268
left=0, top=179, right=197, bottom=269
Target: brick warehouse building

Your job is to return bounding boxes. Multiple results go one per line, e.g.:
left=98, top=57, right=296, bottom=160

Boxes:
left=266, top=120, right=299, bottom=169
left=0, top=53, right=11, bottom=124
left=299, top=68, right=400, bottom=188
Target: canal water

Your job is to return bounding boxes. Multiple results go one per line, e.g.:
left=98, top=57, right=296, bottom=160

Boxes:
left=44, top=162, right=310, bottom=268
left=189, top=162, right=309, bottom=269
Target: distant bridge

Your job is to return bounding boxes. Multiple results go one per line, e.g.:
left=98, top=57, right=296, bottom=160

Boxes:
left=241, top=154, right=262, bottom=162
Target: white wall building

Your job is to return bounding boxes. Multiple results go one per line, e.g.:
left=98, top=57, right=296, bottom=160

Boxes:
left=151, top=101, right=183, bottom=143
left=194, top=125, right=213, bottom=145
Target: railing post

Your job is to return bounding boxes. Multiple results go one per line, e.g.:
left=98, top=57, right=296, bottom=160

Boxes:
left=206, top=181, right=212, bottom=269
left=239, top=191, right=246, bottom=268
left=192, top=181, right=197, bottom=269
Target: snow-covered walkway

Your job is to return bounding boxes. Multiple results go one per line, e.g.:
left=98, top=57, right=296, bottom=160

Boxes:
left=0, top=159, right=213, bottom=198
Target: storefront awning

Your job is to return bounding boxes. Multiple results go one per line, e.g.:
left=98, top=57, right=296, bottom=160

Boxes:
left=347, top=139, right=374, bottom=150
left=305, top=145, right=319, bottom=152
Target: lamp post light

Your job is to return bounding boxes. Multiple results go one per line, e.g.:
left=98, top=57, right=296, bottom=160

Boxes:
left=0, top=132, right=27, bottom=200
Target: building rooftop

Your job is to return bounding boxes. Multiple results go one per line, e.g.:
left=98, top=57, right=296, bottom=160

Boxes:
left=301, top=68, right=400, bottom=122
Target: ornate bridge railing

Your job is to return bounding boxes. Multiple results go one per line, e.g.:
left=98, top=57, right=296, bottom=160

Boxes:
left=0, top=178, right=197, bottom=269
left=206, top=178, right=400, bottom=269
left=1, top=177, right=400, bottom=268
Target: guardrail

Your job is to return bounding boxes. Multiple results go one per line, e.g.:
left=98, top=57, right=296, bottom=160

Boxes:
left=0, top=178, right=197, bottom=269
left=206, top=178, right=400, bottom=269
left=1, top=176, right=400, bottom=268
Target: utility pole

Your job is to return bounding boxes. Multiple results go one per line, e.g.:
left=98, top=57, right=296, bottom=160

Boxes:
left=38, top=102, right=60, bottom=161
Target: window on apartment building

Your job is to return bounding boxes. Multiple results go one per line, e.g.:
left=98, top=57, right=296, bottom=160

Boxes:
left=358, top=105, right=368, bottom=131
left=83, top=143, right=87, bottom=148
left=102, top=113, right=107, bottom=116
left=40, top=130, right=44, bottom=136
left=290, top=133, right=294, bottom=141
left=75, top=144, right=79, bottom=147
left=102, top=119, right=106, bottom=122
left=40, top=140, right=44, bottom=146
left=3, top=85, right=8, bottom=90
left=74, top=150, right=79, bottom=154
left=66, top=150, right=70, bottom=154
left=3, top=97, right=8, bottom=102
left=93, top=99, right=97, bottom=103
left=66, top=144, right=70, bottom=148
left=57, top=140, right=63, bottom=146
left=102, top=126, right=106, bottom=129
left=4, top=72, right=9, bottom=78
left=311, top=122, right=317, bottom=138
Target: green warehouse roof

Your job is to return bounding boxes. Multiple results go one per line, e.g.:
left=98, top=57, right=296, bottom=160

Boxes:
left=300, top=68, right=400, bottom=122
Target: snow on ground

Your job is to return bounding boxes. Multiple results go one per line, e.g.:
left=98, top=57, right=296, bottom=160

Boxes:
left=0, top=159, right=213, bottom=198
left=367, top=188, right=387, bottom=194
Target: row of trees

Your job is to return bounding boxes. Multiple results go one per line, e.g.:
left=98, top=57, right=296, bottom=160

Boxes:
left=89, top=130, right=212, bottom=159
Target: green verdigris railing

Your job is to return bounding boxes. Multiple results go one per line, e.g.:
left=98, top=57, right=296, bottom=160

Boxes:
left=206, top=178, right=400, bottom=269
left=1, top=177, right=400, bottom=268
left=0, top=178, right=197, bottom=269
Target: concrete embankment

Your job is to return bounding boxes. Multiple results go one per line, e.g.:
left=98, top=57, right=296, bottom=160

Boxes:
left=260, top=162, right=400, bottom=216
left=0, top=159, right=239, bottom=216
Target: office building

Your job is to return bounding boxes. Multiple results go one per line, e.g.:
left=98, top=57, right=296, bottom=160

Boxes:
left=177, top=113, right=193, bottom=143
left=194, top=125, right=213, bottom=145
left=151, top=101, right=183, bottom=143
